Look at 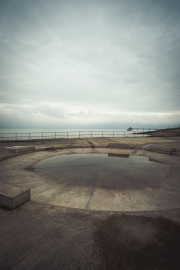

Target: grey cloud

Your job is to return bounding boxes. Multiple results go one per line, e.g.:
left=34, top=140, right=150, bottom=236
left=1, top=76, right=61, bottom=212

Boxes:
left=0, top=105, right=180, bottom=129
left=0, top=0, right=180, bottom=128
left=33, top=105, right=66, bottom=119
left=0, top=103, right=179, bottom=129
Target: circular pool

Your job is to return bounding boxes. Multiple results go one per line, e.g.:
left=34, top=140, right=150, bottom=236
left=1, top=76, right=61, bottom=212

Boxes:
left=33, top=153, right=170, bottom=211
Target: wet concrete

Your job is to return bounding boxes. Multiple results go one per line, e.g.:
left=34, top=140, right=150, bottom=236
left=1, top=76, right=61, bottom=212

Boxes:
left=0, top=137, right=180, bottom=269
left=33, top=154, right=169, bottom=209
left=94, top=214, right=180, bottom=270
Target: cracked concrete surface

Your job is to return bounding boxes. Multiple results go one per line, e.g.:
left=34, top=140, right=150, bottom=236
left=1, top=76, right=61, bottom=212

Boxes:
left=1, top=136, right=180, bottom=270
left=0, top=146, right=179, bottom=212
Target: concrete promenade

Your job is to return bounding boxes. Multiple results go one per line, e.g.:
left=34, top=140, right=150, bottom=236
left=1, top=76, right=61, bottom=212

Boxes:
left=1, top=136, right=180, bottom=269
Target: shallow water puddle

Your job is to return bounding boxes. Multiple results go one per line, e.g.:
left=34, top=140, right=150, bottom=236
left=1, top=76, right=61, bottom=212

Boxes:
left=34, top=154, right=169, bottom=191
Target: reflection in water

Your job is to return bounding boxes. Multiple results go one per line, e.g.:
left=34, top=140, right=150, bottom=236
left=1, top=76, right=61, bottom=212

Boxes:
left=34, top=154, right=169, bottom=192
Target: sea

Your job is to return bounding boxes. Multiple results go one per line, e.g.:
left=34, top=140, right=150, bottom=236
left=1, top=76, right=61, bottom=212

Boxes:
left=0, top=128, right=152, bottom=141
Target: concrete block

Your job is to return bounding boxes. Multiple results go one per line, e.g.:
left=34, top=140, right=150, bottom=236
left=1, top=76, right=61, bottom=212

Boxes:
left=108, top=143, right=133, bottom=149
left=0, top=181, right=30, bottom=210
left=108, top=153, right=129, bottom=158
left=92, top=145, right=108, bottom=148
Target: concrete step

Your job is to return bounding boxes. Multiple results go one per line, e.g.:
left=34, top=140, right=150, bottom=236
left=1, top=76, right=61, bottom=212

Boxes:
left=146, top=146, right=176, bottom=155
left=0, top=181, right=30, bottom=210
left=108, top=143, right=134, bottom=149
left=6, top=146, right=35, bottom=154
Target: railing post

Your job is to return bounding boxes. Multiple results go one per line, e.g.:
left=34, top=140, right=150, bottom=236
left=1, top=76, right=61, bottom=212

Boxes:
left=124, top=131, right=125, bottom=137
left=102, top=131, right=103, bottom=137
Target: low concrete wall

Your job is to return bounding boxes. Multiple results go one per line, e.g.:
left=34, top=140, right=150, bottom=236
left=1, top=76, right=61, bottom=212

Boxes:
left=146, top=146, right=176, bottom=155
left=0, top=143, right=179, bottom=165
left=108, top=143, right=134, bottom=149
left=8, top=146, right=35, bottom=153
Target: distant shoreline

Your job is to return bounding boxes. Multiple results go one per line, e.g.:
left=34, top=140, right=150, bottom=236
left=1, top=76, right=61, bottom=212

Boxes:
left=135, top=127, right=180, bottom=137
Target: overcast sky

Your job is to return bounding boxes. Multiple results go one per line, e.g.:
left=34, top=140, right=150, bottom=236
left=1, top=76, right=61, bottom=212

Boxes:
left=0, top=0, right=180, bottom=129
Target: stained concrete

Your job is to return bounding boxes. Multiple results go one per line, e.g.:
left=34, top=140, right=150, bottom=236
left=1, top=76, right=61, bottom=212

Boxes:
left=0, top=136, right=180, bottom=269
left=0, top=146, right=178, bottom=212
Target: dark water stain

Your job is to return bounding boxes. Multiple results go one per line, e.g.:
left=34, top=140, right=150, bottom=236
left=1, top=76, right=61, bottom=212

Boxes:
left=93, top=214, right=180, bottom=270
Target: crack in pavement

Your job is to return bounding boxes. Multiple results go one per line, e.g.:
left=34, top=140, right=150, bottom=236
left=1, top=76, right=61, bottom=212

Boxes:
left=85, top=174, right=98, bottom=210
left=86, top=139, right=98, bottom=153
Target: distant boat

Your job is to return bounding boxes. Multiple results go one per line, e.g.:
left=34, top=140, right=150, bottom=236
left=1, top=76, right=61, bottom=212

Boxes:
left=127, top=127, right=133, bottom=131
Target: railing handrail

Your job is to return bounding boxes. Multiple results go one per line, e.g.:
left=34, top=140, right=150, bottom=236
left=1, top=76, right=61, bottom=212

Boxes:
left=0, top=129, right=156, bottom=141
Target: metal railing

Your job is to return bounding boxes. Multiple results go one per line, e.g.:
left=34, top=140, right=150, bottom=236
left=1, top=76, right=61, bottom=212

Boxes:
left=0, top=129, right=155, bottom=141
